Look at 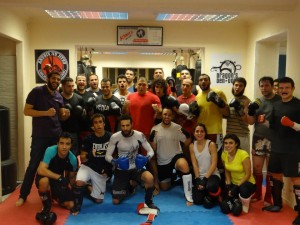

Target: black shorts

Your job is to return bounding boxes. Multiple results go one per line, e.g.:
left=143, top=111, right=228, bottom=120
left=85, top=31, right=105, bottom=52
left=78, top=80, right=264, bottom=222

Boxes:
left=268, top=152, right=300, bottom=177
left=35, top=175, right=73, bottom=203
left=157, top=154, right=186, bottom=182
left=112, top=168, right=145, bottom=200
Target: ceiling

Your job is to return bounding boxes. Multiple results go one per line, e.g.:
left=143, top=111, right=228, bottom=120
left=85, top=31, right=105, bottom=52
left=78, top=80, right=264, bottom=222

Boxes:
left=0, top=0, right=298, bottom=24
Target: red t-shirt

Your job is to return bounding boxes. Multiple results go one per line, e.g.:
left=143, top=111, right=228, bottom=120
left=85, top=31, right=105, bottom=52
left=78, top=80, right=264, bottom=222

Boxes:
left=176, top=94, right=196, bottom=135
left=127, top=92, right=161, bottom=137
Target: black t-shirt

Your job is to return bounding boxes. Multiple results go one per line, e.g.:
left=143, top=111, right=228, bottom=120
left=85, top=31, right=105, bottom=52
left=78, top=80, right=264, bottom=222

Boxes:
left=271, top=97, right=300, bottom=153
left=61, top=93, right=85, bottom=133
left=94, top=95, right=122, bottom=132
left=82, top=132, right=113, bottom=176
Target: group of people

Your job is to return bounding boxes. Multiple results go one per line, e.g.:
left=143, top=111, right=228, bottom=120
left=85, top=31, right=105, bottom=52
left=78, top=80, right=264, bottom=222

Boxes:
left=15, top=67, right=300, bottom=225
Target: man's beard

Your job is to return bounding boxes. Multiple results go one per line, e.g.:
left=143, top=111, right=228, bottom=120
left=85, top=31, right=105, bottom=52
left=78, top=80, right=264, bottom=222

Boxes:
left=47, top=81, right=58, bottom=91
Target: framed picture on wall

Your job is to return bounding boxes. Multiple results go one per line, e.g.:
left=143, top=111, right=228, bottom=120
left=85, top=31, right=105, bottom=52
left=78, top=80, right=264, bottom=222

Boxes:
left=35, top=49, right=69, bottom=83
left=117, top=26, right=163, bottom=46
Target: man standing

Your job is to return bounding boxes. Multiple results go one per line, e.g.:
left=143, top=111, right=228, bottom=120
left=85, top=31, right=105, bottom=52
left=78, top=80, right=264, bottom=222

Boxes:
left=125, top=77, right=161, bottom=192
left=113, top=74, right=130, bottom=106
left=176, top=78, right=198, bottom=162
left=125, top=77, right=161, bottom=138
left=175, top=69, right=198, bottom=96
left=196, top=73, right=229, bottom=149
left=74, top=74, right=94, bottom=140
left=105, top=114, right=159, bottom=210
left=35, top=132, right=77, bottom=223
left=124, top=68, right=136, bottom=93
left=176, top=78, right=197, bottom=135
left=86, top=74, right=102, bottom=96
left=16, top=71, right=69, bottom=206
left=93, top=78, right=122, bottom=133
left=150, top=108, right=192, bottom=205
left=72, top=114, right=112, bottom=214
left=61, top=77, right=85, bottom=156
left=247, top=76, right=281, bottom=205
left=263, top=77, right=300, bottom=225
left=226, top=77, right=251, bottom=152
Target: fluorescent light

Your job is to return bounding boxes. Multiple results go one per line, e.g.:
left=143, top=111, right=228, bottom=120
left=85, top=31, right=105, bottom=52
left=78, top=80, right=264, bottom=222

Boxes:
left=156, top=13, right=238, bottom=22
left=45, top=10, right=128, bottom=20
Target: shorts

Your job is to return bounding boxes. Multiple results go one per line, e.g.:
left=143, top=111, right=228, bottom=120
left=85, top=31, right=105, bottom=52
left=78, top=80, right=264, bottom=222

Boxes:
left=268, top=152, right=300, bottom=177
left=251, top=135, right=271, bottom=157
left=157, top=154, right=186, bottom=182
left=112, top=168, right=145, bottom=200
left=76, top=164, right=108, bottom=200
left=35, top=174, right=73, bottom=204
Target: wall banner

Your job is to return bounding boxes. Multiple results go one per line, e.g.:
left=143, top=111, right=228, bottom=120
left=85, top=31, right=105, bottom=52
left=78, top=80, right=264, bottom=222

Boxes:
left=210, top=54, right=242, bottom=86
left=35, top=49, right=69, bottom=83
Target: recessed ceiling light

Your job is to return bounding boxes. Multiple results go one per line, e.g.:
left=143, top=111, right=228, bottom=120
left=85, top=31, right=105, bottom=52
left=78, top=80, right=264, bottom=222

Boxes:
left=45, top=10, right=128, bottom=20
left=156, top=13, right=238, bottom=22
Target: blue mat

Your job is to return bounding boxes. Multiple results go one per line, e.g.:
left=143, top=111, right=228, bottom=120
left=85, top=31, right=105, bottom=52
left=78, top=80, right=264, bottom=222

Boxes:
left=65, top=184, right=233, bottom=225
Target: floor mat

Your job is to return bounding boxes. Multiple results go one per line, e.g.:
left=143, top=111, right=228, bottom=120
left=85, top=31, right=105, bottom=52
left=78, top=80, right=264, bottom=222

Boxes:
left=0, top=183, right=296, bottom=225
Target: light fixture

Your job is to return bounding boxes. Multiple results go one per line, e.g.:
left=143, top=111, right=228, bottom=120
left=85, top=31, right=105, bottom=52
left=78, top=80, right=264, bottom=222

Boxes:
left=156, top=13, right=238, bottom=22
left=45, top=10, right=128, bottom=20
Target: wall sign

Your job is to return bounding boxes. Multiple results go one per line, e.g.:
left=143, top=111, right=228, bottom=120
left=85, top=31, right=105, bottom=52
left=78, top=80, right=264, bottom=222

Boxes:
left=35, top=49, right=69, bottom=83
left=117, top=26, right=163, bottom=46
left=210, top=54, right=242, bottom=86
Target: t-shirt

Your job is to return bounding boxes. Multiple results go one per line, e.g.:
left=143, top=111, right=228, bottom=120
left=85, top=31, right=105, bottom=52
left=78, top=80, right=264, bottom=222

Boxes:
left=176, top=94, right=196, bottom=135
left=94, top=95, right=122, bottom=132
left=127, top=92, right=161, bottom=137
left=61, top=93, right=85, bottom=133
left=221, top=149, right=255, bottom=185
left=151, top=122, right=186, bottom=165
left=42, top=145, right=77, bottom=175
left=82, top=132, right=113, bottom=175
left=270, top=97, right=300, bottom=153
left=226, top=95, right=250, bottom=137
left=26, top=85, right=63, bottom=137
left=105, top=130, right=154, bottom=170
left=253, top=94, right=281, bottom=139
left=196, top=88, right=227, bottom=134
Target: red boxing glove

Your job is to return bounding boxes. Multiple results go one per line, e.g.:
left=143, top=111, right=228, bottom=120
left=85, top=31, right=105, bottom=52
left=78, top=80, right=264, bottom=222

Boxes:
left=281, top=116, right=294, bottom=127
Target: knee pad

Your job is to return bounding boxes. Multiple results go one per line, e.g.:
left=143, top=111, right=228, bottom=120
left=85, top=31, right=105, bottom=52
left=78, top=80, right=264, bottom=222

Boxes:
left=112, top=189, right=127, bottom=201
left=192, top=187, right=205, bottom=205
left=203, top=195, right=215, bottom=209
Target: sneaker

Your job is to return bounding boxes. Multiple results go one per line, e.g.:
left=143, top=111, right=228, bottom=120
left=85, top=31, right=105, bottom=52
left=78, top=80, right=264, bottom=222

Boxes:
left=262, top=205, right=282, bottom=212
left=15, top=198, right=25, bottom=207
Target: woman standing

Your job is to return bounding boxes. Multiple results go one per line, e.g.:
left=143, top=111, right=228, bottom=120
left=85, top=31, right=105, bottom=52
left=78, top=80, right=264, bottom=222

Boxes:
left=189, top=123, right=221, bottom=208
left=220, top=133, right=256, bottom=215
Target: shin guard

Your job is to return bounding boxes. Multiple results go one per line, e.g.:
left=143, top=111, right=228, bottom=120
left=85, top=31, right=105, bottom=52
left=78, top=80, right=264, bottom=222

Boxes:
left=239, top=194, right=252, bottom=213
left=182, top=174, right=193, bottom=203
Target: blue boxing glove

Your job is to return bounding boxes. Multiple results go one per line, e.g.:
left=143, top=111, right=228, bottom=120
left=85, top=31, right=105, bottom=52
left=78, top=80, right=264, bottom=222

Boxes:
left=112, top=156, right=129, bottom=170
left=135, top=154, right=149, bottom=169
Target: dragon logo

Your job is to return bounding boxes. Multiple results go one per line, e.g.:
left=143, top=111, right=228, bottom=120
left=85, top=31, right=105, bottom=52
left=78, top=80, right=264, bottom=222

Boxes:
left=35, top=50, right=69, bottom=82
left=210, top=60, right=242, bottom=84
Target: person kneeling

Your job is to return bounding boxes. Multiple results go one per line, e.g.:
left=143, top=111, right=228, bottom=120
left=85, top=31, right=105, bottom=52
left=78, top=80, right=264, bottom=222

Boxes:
left=35, top=132, right=77, bottom=224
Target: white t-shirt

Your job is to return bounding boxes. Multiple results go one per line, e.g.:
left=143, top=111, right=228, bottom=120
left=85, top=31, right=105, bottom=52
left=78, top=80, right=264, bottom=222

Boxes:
left=151, top=122, right=186, bottom=165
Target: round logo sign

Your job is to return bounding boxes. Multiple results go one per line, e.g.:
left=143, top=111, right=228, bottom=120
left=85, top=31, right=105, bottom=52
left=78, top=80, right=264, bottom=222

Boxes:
left=35, top=50, right=69, bottom=81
